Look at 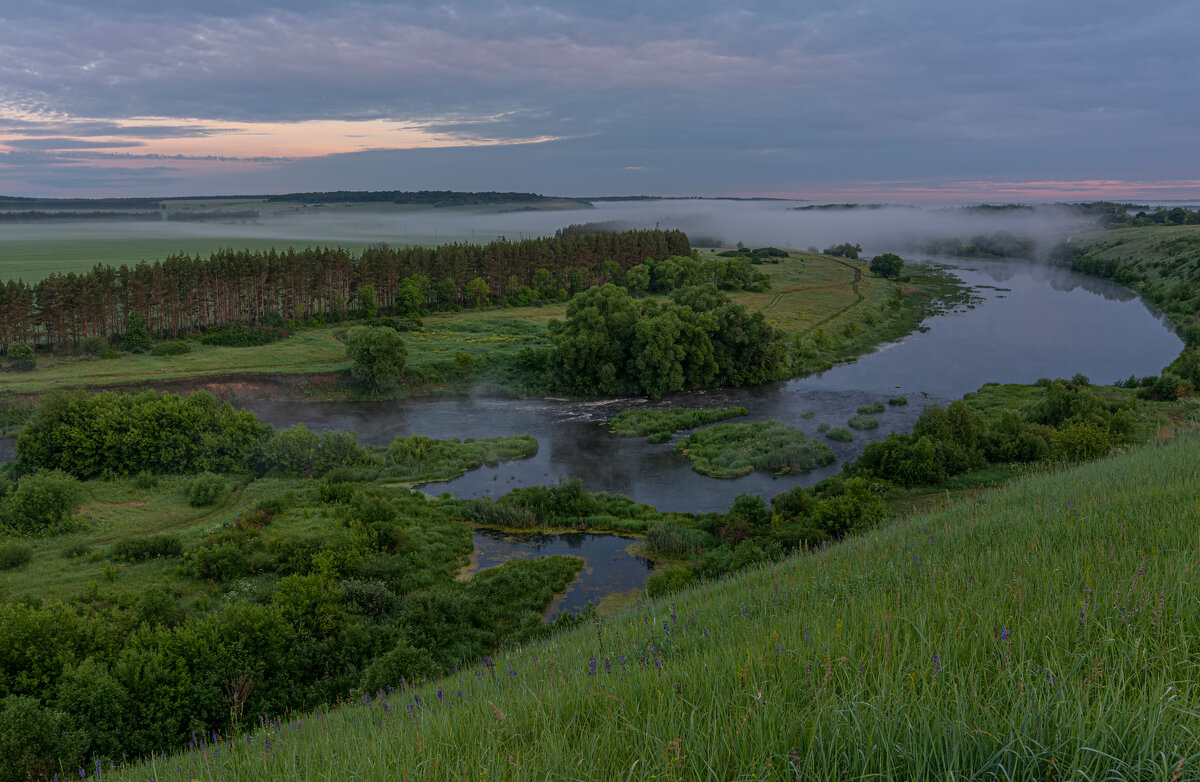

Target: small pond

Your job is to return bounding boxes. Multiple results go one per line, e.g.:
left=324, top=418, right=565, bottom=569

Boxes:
left=462, top=528, right=653, bottom=618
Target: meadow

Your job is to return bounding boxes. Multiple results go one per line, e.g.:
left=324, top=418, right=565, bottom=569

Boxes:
left=113, top=431, right=1200, bottom=781
left=0, top=253, right=966, bottom=399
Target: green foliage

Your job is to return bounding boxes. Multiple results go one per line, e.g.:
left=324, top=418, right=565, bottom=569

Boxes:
left=201, top=322, right=290, bottom=347
left=607, top=407, right=748, bottom=441
left=0, top=695, right=84, bottom=782
left=149, top=340, right=192, bottom=356
left=0, top=541, right=32, bottom=570
left=645, top=565, right=696, bottom=597
left=825, top=426, right=854, bottom=442
left=645, top=523, right=717, bottom=558
left=1051, top=421, right=1111, bottom=461
left=359, top=641, right=438, bottom=692
left=83, top=335, right=110, bottom=356
left=186, top=472, right=227, bottom=507
left=857, top=402, right=886, bottom=414
left=356, top=284, right=379, bottom=318
left=1, top=470, right=82, bottom=534
left=382, top=434, right=537, bottom=482
left=822, top=242, right=862, bottom=259
left=674, top=421, right=835, bottom=478
left=0, top=391, right=33, bottom=435
left=101, top=437, right=1200, bottom=781
left=256, top=424, right=376, bottom=477
left=888, top=396, right=908, bottom=406
left=346, top=325, right=407, bottom=394
left=5, top=343, right=35, bottom=371
left=16, top=389, right=270, bottom=477
left=548, top=284, right=785, bottom=399
left=120, top=312, right=151, bottom=353
left=868, top=253, right=905, bottom=278
left=109, top=535, right=183, bottom=562
left=847, top=414, right=880, bottom=430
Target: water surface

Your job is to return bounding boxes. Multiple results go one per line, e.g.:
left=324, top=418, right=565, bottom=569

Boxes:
left=245, top=258, right=1182, bottom=512
left=463, top=529, right=653, bottom=617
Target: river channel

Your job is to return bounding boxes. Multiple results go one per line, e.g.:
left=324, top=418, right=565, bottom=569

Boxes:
left=242, top=258, right=1182, bottom=513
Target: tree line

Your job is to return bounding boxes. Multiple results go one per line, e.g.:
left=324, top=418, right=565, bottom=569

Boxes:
left=0, top=230, right=689, bottom=351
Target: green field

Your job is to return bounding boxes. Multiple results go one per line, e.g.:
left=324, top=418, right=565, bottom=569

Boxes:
left=0, top=199, right=584, bottom=281
left=114, top=432, right=1200, bottom=781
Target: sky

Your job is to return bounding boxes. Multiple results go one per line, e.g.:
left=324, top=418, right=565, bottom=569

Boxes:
left=2, top=1, right=1199, bottom=200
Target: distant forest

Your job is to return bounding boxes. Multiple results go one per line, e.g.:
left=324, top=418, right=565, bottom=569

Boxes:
left=264, top=190, right=587, bottom=207
left=0, top=230, right=690, bottom=349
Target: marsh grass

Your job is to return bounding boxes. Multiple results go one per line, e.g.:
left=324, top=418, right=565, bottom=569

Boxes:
left=673, top=420, right=836, bottom=478
left=607, top=407, right=748, bottom=442
left=847, top=414, right=880, bottom=430
left=119, top=435, right=1200, bottom=781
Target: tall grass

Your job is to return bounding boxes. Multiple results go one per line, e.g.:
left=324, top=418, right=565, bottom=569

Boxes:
left=674, top=420, right=836, bottom=478
left=120, top=435, right=1200, bottom=781
left=607, top=406, right=749, bottom=443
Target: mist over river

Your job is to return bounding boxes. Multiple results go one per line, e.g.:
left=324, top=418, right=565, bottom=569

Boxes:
left=244, top=257, right=1182, bottom=513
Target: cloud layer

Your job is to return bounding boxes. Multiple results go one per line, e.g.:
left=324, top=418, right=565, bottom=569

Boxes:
left=2, top=1, right=1198, bottom=198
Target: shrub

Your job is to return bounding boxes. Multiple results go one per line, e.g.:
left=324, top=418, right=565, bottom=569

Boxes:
left=0, top=695, right=85, bottom=782
left=83, top=335, right=110, bottom=356
left=346, top=325, right=407, bottom=394
left=848, top=414, right=880, bottom=430
left=149, top=341, right=192, bottom=356
left=359, top=641, right=439, bottom=691
left=5, top=343, right=35, bottom=371
left=121, top=312, right=151, bottom=353
left=187, top=473, right=226, bottom=507
left=645, top=522, right=716, bottom=558
left=2, top=470, right=82, bottom=534
left=133, top=470, right=159, bottom=489
left=825, top=427, right=853, bottom=442
left=888, top=396, right=908, bottom=406
left=190, top=540, right=247, bottom=581
left=869, top=252, right=905, bottom=278
left=0, top=541, right=32, bottom=570
left=109, top=535, right=183, bottom=562
left=201, top=322, right=288, bottom=347
left=1052, top=421, right=1111, bottom=461
left=857, top=402, right=885, bottom=414
left=645, top=565, right=697, bottom=597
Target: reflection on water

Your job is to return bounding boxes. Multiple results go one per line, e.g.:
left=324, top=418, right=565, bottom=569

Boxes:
left=243, top=259, right=1182, bottom=512
left=463, top=529, right=653, bottom=617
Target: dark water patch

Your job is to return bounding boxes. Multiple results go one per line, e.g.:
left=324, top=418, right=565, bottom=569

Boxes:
left=462, top=529, right=653, bottom=618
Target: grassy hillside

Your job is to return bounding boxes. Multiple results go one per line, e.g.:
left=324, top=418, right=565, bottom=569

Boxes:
left=119, top=434, right=1200, bottom=780
left=1070, top=225, right=1200, bottom=345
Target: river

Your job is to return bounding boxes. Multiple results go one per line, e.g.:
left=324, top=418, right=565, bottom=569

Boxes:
left=241, top=258, right=1182, bottom=513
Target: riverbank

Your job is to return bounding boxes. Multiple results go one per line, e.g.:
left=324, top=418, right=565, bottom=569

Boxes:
left=0, top=252, right=971, bottom=404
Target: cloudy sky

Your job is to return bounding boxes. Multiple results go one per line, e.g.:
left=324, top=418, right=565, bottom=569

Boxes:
left=2, top=1, right=1198, bottom=200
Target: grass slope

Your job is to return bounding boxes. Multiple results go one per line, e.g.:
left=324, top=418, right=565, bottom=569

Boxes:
left=121, top=435, right=1200, bottom=781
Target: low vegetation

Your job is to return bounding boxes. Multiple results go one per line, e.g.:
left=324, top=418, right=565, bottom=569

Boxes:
left=673, top=420, right=835, bottom=478
left=110, top=428, right=1200, bottom=781
left=847, top=414, right=880, bottom=429
left=606, top=406, right=748, bottom=442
